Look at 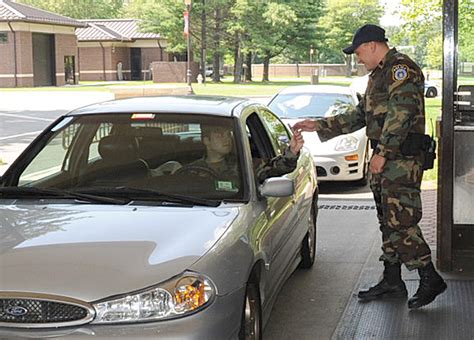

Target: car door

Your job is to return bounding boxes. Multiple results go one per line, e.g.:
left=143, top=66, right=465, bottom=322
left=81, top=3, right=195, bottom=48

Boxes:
left=244, top=111, right=297, bottom=295
left=258, top=108, right=311, bottom=275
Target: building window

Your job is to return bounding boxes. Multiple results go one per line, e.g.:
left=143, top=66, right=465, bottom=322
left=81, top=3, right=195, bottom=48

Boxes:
left=0, top=32, right=8, bottom=43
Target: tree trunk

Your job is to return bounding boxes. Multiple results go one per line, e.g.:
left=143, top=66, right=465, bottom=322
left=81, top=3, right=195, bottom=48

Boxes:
left=345, top=54, right=352, bottom=77
left=262, top=54, right=270, bottom=82
left=233, top=34, right=242, bottom=84
left=212, top=8, right=221, bottom=83
left=245, top=52, right=252, bottom=82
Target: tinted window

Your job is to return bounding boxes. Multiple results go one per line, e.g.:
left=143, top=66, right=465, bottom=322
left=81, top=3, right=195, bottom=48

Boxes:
left=269, top=92, right=355, bottom=119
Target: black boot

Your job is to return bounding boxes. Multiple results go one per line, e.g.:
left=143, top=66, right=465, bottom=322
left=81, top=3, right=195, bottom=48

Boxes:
left=408, top=262, right=447, bottom=309
left=358, top=262, right=408, bottom=301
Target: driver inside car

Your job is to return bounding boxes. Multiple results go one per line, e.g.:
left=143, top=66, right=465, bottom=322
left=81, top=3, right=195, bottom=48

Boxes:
left=191, top=124, right=305, bottom=183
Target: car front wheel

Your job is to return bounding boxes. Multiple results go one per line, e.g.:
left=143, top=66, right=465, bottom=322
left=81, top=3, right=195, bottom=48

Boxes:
left=239, top=280, right=262, bottom=340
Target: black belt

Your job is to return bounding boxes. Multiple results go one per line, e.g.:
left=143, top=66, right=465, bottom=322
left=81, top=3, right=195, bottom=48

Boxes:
left=370, top=134, right=432, bottom=155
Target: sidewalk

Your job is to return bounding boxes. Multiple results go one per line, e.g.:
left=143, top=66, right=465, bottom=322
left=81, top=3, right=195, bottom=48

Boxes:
left=330, top=186, right=474, bottom=340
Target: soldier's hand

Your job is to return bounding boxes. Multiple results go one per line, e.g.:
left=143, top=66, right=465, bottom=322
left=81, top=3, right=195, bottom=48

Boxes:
left=369, top=154, right=386, bottom=174
left=290, top=129, right=305, bottom=155
left=292, top=119, right=316, bottom=132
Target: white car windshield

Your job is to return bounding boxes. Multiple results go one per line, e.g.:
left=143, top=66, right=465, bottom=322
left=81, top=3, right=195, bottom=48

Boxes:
left=269, top=93, right=355, bottom=119
left=13, top=113, right=245, bottom=202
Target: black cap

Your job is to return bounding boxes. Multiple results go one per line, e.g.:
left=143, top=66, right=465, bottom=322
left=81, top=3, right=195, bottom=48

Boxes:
left=343, top=24, right=388, bottom=54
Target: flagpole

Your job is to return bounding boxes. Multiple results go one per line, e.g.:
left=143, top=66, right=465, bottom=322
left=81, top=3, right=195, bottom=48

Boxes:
left=184, top=0, right=192, bottom=92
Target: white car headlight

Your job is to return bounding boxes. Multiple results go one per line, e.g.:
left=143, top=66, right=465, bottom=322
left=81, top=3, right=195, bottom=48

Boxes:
left=335, top=136, right=359, bottom=152
left=92, top=272, right=215, bottom=324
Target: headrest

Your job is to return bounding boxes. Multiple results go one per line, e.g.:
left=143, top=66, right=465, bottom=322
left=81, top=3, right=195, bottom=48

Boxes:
left=135, top=127, right=163, bottom=137
left=98, top=135, right=139, bottom=162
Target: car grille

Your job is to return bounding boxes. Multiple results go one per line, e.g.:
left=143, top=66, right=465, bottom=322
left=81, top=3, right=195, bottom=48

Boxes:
left=0, top=293, right=94, bottom=328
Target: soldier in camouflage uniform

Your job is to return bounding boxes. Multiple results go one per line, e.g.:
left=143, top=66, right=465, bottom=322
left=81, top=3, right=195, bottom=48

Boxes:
left=194, top=123, right=304, bottom=183
left=293, top=24, right=446, bottom=309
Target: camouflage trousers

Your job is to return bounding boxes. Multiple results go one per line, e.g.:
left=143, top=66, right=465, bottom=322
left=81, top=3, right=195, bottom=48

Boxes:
left=370, top=158, right=432, bottom=271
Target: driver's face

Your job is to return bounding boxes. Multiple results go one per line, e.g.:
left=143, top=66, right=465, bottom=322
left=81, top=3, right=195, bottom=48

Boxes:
left=207, top=129, right=233, bottom=156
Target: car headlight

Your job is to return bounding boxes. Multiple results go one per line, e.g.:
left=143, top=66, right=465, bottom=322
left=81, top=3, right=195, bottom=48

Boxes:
left=335, top=136, right=359, bottom=152
left=92, top=272, right=215, bottom=324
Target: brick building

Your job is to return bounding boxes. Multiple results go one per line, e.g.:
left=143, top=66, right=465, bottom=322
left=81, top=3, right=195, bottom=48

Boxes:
left=76, top=19, right=168, bottom=82
left=0, top=0, right=85, bottom=87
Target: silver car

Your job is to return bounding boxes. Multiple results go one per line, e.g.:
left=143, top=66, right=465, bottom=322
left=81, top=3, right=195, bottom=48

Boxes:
left=0, top=96, right=318, bottom=339
left=268, top=85, right=370, bottom=185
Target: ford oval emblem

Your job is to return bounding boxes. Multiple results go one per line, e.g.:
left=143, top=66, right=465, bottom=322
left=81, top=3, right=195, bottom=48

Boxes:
left=5, top=306, right=28, bottom=317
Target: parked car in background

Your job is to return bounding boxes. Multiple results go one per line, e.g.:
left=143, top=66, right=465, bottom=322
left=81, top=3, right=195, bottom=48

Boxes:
left=0, top=96, right=318, bottom=339
left=424, top=80, right=439, bottom=98
left=268, top=85, right=370, bottom=185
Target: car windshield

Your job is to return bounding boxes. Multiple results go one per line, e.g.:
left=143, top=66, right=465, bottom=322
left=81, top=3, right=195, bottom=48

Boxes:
left=269, top=92, right=355, bottom=119
left=7, top=113, right=245, bottom=202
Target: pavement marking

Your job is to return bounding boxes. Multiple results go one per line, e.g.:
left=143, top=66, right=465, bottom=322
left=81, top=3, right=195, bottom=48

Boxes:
left=0, top=112, right=55, bottom=122
left=0, top=131, right=43, bottom=141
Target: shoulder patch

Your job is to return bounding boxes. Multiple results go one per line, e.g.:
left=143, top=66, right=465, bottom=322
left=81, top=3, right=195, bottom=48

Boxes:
left=392, top=64, right=409, bottom=81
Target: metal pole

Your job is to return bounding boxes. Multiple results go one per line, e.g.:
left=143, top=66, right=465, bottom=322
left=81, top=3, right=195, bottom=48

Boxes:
left=438, top=0, right=458, bottom=272
left=200, top=0, right=206, bottom=83
left=186, top=3, right=192, bottom=87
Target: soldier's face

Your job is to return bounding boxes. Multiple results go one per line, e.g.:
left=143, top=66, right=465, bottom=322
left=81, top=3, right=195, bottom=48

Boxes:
left=204, top=129, right=233, bottom=157
left=355, top=42, right=377, bottom=71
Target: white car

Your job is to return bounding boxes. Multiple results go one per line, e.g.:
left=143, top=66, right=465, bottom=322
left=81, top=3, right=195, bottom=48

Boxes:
left=268, top=85, right=369, bottom=185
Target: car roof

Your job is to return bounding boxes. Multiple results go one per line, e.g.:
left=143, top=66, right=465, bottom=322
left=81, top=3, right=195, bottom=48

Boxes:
left=276, top=85, right=355, bottom=95
left=66, top=95, right=256, bottom=117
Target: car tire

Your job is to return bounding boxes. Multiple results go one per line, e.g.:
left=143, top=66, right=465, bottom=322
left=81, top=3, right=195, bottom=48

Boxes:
left=299, top=196, right=317, bottom=269
left=426, top=87, right=437, bottom=98
left=239, top=280, right=262, bottom=340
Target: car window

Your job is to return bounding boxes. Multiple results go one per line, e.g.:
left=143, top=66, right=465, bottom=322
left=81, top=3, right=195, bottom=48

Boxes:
left=18, top=123, right=80, bottom=186
left=259, top=109, right=291, bottom=155
left=269, top=92, right=355, bottom=119
left=14, top=113, right=245, bottom=201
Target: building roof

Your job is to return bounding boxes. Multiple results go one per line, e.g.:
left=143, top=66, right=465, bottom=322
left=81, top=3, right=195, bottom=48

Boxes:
left=76, top=19, right=160, bottom=42
left=0, top=0, right=86, bottom=27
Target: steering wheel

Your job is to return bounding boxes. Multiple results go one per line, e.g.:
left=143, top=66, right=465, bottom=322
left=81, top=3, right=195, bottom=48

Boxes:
left=175, top=164, right=219, bottom=179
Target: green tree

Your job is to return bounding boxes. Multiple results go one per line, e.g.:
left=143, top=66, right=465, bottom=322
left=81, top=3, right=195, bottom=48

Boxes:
left=397, top=0, right=442, bottom=68
left=19, top=0, right=124, bottom=19
left=125, top=0, right=186, bottom=53
left=317, top=0, right=383, bottom=75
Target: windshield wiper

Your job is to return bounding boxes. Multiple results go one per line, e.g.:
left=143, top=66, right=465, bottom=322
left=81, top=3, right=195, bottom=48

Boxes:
left=0, top=187, right=129, bottom=205
left=79, top=187, right=220, bottom=207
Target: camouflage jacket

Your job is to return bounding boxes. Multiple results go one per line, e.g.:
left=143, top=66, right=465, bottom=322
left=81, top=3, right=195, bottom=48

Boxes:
left=254, top=147, right=299, bottom=183
left=314, top=48, right=425, bottom=160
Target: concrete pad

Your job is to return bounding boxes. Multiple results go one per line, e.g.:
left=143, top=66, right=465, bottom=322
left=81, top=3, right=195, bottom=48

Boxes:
left=264, top=201, right=380, bottom=339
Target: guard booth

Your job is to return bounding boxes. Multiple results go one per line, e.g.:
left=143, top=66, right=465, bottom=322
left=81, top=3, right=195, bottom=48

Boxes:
left=438, top=0, right=474, bottom=272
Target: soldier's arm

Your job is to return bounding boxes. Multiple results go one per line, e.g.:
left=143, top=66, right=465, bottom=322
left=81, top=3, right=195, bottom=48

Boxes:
left=312, top=101, right=366, bottom=142
left=374, top=62, right=424, bottom=159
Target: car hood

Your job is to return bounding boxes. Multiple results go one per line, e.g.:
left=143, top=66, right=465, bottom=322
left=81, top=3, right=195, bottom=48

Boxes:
left=283, top=118, right=366, bottom=156
left=0, top=203, right=238, bottom=302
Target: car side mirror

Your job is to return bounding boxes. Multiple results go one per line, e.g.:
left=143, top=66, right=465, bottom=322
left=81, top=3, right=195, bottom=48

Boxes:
left=259, top=177, right=294, bottom=197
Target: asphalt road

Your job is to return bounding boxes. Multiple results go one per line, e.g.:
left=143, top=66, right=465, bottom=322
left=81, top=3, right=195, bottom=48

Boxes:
left=0, top=91, right=377, bottom=339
